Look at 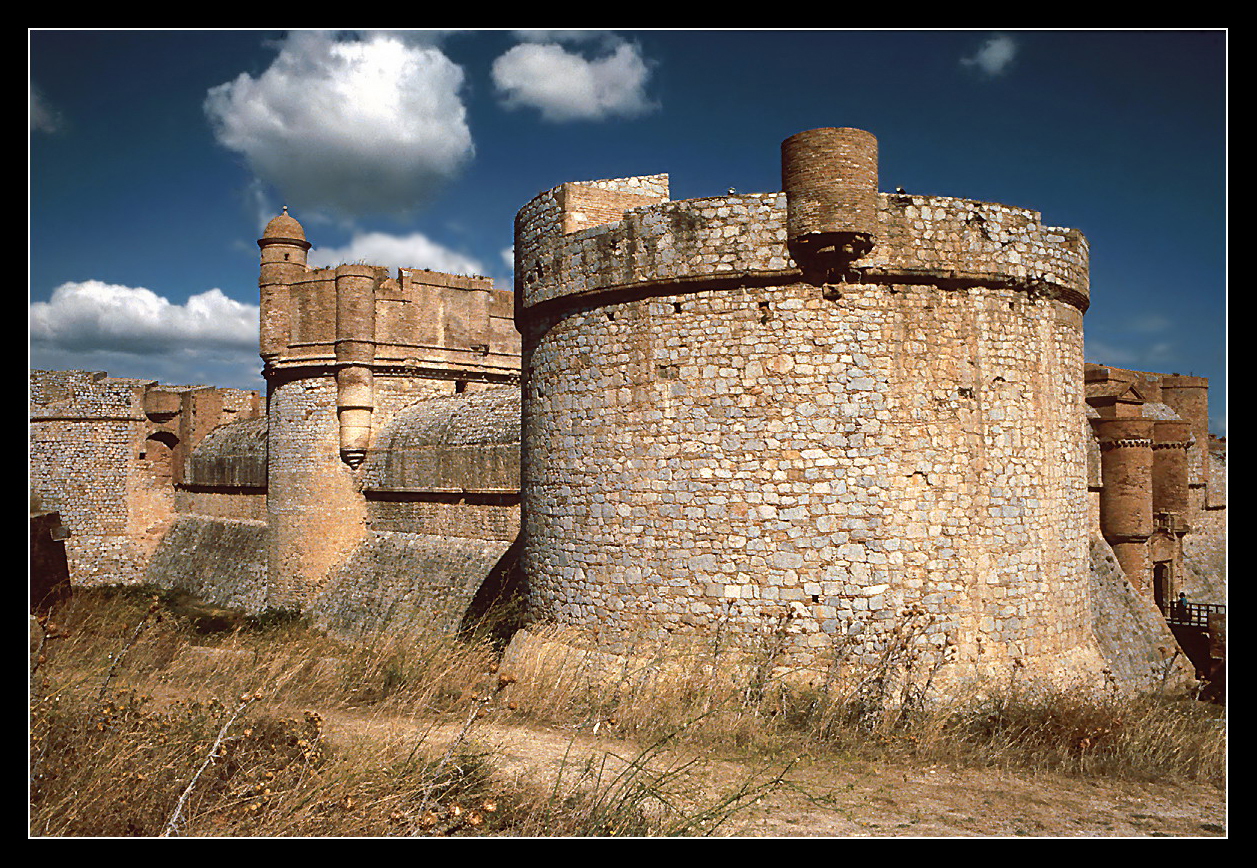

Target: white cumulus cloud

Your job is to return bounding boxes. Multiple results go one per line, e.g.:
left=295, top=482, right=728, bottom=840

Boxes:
left=30, top=281, right=258, bottom=355
left=309, top=231, right=488, bottom=277
left=492, top=36, right=656, bottom=122
left=961, top=34, right=1018, bottom=77
left=204, top=31, right=474, bottom=218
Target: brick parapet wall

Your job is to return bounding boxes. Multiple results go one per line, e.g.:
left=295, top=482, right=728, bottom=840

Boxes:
left=267, top=264, right=520, bottom=384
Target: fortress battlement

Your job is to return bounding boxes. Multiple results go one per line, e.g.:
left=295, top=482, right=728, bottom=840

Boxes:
left=516, top=133, right=1088, bottom=319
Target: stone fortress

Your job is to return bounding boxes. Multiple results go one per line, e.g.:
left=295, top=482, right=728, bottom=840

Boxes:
left=29, top=127, right=1225, bottom=692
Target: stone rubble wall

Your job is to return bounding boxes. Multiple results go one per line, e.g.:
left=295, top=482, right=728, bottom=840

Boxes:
left=520, top=277, right=1096, bottom=679
left=516, top=184, right=1089, bottom=315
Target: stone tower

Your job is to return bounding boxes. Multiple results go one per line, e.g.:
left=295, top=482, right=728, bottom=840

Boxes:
left=515, top=127, right=1104, bottom=684
left=258, top=210, right=520, bottom=612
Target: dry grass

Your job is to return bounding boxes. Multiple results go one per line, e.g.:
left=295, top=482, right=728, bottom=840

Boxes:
left=29, top=587, right=1225, bottom=837
left=494, top=621, right=1225, bottom=787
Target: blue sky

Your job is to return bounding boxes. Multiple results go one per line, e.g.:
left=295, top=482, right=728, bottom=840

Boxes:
left=29, top=29, right=1227, bottom=434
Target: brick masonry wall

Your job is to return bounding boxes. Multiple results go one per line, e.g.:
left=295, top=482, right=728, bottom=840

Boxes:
left=30, top=372, right=160, bottom=586
left=31, top=370, right=264, bottom=590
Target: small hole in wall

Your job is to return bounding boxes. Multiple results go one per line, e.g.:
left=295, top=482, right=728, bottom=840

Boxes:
left=455, top=380, right=467, bottom=394
left=673, top=301, right=683, bottom=314
left=284, top=253, right=290, bottom=261
left=607, top=311, right=616, bottom=322
left=811, top=595, right=820, bottom=604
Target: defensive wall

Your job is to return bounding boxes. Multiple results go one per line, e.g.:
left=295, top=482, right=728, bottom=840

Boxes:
left=33, top=207, right=524, bottom=639
left=29, top=369, right=262, bottom=588
left=28, top=127, right=1224, bottom=692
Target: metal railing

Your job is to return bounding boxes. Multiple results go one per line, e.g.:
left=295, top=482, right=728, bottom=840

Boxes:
left=1162, top=601, right=1225, bottom=629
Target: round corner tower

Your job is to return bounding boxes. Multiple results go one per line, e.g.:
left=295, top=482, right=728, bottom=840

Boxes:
left=515, top=128, right=1098, bottom=685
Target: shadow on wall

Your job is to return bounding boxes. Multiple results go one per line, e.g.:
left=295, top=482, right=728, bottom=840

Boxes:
left=459, top=536, right=525, bottom=649
left=30, top=505, right=72, bottom=613
left=308, top=532, right=524, bottom=644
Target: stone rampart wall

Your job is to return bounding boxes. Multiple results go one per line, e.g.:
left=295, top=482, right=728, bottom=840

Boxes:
left=144, top=515, right=269, bottom=613
left=521, top=276, right=1093, bottom=677
left=309, top=532, right=517, bottom=638
left=517, top=183, right=1089, bottom=315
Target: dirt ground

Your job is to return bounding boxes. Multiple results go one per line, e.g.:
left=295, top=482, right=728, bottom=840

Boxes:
left=315, top=706, right=1227, bottom=839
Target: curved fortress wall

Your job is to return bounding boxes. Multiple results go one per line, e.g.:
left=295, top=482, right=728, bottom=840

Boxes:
left=515, top=128, right=1098, bottom=680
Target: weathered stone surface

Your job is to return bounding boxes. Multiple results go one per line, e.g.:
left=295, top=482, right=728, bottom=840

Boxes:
left=28, top=128, right=1224, bottom=690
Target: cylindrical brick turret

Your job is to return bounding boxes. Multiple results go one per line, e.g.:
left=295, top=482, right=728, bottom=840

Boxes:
left=782, top=127, right=879, bottom=263
left=1152, top=419, right=1192, bottom=518
left=1093, top=417, right=1155, bottom=588
left=1158, top=375, right=1209, bottom=490
left=334, top=265, right=378, bottom=468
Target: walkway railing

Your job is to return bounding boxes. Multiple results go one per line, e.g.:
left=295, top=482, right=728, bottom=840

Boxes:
left=1162, top=601, right=1225, bottom=629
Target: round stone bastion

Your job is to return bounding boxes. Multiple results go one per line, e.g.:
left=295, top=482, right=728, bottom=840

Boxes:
left=513, top=129, right=1104, bottom=687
